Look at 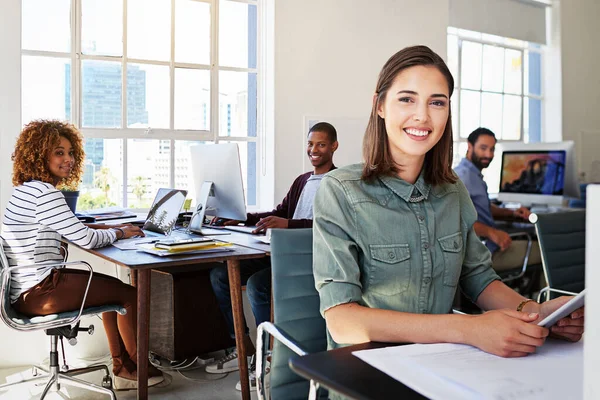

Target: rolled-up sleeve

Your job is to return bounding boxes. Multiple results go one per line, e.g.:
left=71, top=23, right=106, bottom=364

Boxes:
left=456, top=180, right=500, bottom=301
left=313, top=176, right=363, bottom=316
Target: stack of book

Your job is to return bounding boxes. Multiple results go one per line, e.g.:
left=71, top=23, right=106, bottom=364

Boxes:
left=138, top=237, right=233, bottom=257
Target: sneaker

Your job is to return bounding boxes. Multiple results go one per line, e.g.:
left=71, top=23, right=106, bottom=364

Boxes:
left=113, top=373, right=165, bottom=390
left=113, top=361, right=165, bottom=390
left=235, top=356, right=270, bottom=392
left=206, top=348, right=239, bottom=374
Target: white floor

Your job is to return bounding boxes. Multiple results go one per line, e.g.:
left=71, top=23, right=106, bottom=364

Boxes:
left=0, top=276, right=262, bottom=399
left=0, top=360, right=259, bottom=400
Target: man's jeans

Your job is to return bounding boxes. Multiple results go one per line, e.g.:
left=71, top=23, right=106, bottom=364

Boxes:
left=209, top=257, right=271, bottom=338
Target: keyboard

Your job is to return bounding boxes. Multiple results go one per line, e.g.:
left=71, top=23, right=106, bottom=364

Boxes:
left=223, top=225, right=258, bottom=234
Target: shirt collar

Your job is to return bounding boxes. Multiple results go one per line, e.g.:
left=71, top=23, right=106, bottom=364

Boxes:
left=459, top=157, right=483, bottom=178
left=378, top=169, right=431, bottom=203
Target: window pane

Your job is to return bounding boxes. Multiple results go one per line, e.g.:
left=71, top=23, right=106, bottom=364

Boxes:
left=480, top=93, right=503, bottom=137
left=22, top=0, right=71, bottom=52
left=481, top=45, right=504, bottom=92
left=525, top=51, right=542, bottom=96
left=81, top=60, right=122, bottom=128
left=219, top=71, right=257, bottom=137
left=482, top=155, right=501, bottom=194
left=127, top=64, right=169, bottom=129
left=174, top=68, right=210, bottom=130
left=502, top=95, right=522, bottom=140
left=459, top=90, right=480, bottom=138
left=526, top=97, right=542, bottom=143
left=79, top=138, right=123, bottom=210
left=504, top=49, right=522, bottom=95
left=219, top=0, right=258, bottom=69
left=447, top=35, right=459, bottom=81
left=22, top=56, right=71, bottom=125
left=174, top=140, right=209, bottom=207
left=127, top=0, right=171, bottom=61
left=452, top=141, right=469, bottom=168
left=127, top=139, right=171, bottom=208
left=175, top=0, right=210, bottom=65
left=81, top=0, right=122, bottom=56
left=460, top=41, right=482, bottom=90
left=219, top=141, right=257, bottom=206
left=450, top=91, right=459, bottom=140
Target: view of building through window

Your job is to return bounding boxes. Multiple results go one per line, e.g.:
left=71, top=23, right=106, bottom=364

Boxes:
left=21, top=0, right=259, bottom=211
left=447, top=27, right=543, bottom=193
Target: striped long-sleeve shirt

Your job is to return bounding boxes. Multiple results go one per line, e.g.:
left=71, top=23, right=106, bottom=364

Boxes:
left=1, top=181, right=118, bottom=303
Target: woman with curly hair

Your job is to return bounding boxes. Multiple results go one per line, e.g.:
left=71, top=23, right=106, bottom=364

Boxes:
left=1, top=120, right=163, bottom=389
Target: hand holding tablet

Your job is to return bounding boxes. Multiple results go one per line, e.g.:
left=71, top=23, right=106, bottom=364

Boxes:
left=537, top=289, right=586, bottom=328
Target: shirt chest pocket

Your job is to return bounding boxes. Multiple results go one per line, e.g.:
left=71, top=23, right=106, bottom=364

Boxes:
left=368, top=244, right=411, bottom=296
left=437, top=232, right=464, bottom=287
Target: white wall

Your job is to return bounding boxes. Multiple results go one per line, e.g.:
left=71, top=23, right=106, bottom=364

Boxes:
left=273, top=0, right=449, bottom=201
left=560, top=0, right=600, bottom=181
left=584, top=185, right=600, bottom=400
left=0, top=1, right=21, bottom=222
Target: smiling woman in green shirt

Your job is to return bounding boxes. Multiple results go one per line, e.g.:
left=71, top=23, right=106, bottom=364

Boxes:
left=313, top=45, right=584, bottom=358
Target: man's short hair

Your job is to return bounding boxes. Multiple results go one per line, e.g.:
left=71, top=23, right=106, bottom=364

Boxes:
left=309, top=122, right=337, bottom=143
left=467, top=127, right=496, bottom=145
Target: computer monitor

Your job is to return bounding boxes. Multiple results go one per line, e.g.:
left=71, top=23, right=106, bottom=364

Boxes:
left=188, top=143, right=247, bottom=234
left=497, top=141, right=580, bottom=207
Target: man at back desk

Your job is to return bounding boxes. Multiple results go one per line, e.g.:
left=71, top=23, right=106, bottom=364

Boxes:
left=454, top=127, right=541, bottom=273
left=206, top=122, right=338, bottom=390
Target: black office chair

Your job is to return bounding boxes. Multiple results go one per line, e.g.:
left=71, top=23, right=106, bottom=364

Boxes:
left=530, top=210, right=586, bottom=302
left=256, top=229, right=328, bottom=400
left=0, top=245, right=124, bottom=399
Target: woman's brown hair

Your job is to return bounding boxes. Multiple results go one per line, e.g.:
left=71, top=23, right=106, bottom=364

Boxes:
left=362, top=45, right=456, bottom=185
left=12, top=119, right=85, bottom=187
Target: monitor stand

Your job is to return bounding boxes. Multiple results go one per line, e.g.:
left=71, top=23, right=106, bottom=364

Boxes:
left=187, top=181, right=230, bottom=236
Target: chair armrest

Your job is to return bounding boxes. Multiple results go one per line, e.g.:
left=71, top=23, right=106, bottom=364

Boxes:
left=501, top=232, right=533, bottom=283
left=256, top=321, right=310, bottom=400
left=60, top=243, right=69, bottom=262
left=1, top=260, right=94, bottom=332
left=537, top=286, right=578, bottom=303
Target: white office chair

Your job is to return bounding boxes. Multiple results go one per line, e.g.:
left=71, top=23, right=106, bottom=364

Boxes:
left=0, top=244, right=124, bottom=399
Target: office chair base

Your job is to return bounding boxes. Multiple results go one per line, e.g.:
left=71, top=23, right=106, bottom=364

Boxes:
left=0, top=365, right=116, bottom=399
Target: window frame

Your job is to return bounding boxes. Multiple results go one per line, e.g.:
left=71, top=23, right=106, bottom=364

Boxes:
left=21, top=0, right=263, bottom=209
left=448, top=28, right=544, bottom=144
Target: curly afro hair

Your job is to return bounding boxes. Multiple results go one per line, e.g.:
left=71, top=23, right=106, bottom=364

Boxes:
left=12, top=120, right=85, bottom=188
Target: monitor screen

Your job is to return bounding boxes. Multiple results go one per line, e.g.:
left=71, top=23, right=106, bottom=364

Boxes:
left=500, top=150, right=566, bottom=196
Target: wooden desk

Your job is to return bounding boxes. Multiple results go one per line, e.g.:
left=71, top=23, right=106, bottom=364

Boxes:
left=77, top=241, right=266, bottom=400
left=289, top=342, right=426, bottom=400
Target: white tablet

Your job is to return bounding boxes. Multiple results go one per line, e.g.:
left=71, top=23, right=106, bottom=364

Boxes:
left=537, top=289, right=586, bottom=328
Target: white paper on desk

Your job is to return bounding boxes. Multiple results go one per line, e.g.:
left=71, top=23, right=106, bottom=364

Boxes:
left=353, top=339, right=583, bottom=400
left=111, top=237, right=159, bottom=250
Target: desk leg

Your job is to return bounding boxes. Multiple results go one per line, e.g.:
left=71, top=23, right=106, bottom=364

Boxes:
left=227, top=259, right=250, bottom=400
left=131, top=269, right=138, bottom=287
left=137, top=269, right=151, bottom=400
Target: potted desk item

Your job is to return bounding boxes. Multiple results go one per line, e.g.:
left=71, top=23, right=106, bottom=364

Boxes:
left=57, top=182, right=80, bottom=214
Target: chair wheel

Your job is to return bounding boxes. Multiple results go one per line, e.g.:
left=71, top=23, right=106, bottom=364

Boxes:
left=31, top=367, right=39, bottom=376
left=102, top=375, right=112, bottom=389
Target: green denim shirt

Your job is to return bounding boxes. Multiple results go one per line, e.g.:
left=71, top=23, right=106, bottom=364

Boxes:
left=313, top=163, right=499, bottom=350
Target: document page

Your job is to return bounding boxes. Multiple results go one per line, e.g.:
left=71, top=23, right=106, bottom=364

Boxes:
left=353, top=339, right=582, bottom=400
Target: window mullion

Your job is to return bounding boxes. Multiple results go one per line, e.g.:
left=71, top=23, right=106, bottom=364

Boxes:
left=456, top=38, right=462, bottom=138
left=73, top=0, right=81, bottom=128
left=212, top=0, right=219, bottom=141
left=122, top=138, right=128, bottom=207
left=122, top=0, right=129, bottom=206
left=170, top=0, right=176, bottom=188
left=521, top=49, right=525, bottom=141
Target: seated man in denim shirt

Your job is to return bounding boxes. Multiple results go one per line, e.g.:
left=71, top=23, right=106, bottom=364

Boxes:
left=454, top=127, right=541, bottom=272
